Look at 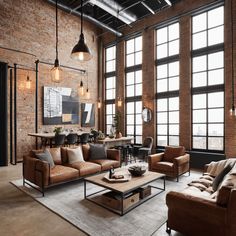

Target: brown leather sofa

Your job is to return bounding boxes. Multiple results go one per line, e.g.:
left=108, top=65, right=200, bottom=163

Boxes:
left=166, top=159, right=236, bottom=236
left=23, top=144, right=120, bottom=196
left=148, top=146, right=190, bottom=181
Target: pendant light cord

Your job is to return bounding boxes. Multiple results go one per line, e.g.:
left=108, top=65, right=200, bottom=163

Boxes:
left=56, top=0, right=58, bottom=60
left=81, top=0, right=83, bottom=35
left=232, top=0, right=234, bottom=107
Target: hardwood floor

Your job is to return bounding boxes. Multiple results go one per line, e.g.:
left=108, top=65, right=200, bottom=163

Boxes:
left=0, top=163, right=184, bottom=236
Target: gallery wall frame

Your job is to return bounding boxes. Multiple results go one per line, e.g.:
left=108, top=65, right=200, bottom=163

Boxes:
left=81, top=103, right=95, bottom=127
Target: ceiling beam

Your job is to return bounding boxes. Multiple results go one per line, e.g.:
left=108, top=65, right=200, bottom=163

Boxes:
left=141, top=2, right=155, bottom=15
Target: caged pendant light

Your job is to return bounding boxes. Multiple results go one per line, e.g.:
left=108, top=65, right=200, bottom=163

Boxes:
left=71, top=0, right=92, bottom=61
left=51, top=0, right=63, bottom=83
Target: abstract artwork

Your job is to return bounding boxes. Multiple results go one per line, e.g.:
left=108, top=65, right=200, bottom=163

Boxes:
left=43, top=86, right=79, bottom=125
left=81, top=103, right=95, bottom=127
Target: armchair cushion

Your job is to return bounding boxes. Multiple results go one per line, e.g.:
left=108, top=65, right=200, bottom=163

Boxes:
left=154, top=161, right=174, bottom=172
left=163, top=146, right=186, bottom=163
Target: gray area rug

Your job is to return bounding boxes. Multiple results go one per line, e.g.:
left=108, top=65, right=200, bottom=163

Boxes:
left=11, top=171, right=200, bottom=236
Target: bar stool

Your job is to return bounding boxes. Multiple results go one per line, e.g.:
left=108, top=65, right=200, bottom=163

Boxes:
left=52, top=134, right=66, bottom=147
left=66, top=133, right=78, bottom=147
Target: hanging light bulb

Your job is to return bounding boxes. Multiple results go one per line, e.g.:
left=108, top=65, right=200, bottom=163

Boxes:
left=51, top=0, right=63, bottom=83
left=26, top=75, right=31, bottom=89
left=71, top=0, right=92, bottom=61
left=79, top=80, right=84, bottom=96
left=230, top=105, right=236, bottom=116
left=85, top=87, right=90, bottom=99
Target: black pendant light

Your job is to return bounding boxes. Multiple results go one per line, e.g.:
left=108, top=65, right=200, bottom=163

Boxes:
left=51, top=0, right=63, bottom=83
left=71, top=0, right=92, bottom=61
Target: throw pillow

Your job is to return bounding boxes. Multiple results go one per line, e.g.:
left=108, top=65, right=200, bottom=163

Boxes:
left=89, top=144, right=107, bottom=160
left=35, top=149, right=55, bottom=168
left=67, top=146, right=84, bottom=164
left=212, top=164, right=234, bottom=192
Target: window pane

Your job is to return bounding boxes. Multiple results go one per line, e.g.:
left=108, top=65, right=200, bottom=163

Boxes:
left=208, top=26, right=224, bottom=46
left=106, top=60, right=115, bottom=73
left=127, top=102, right=134, bottom=114
left=135, top=51, right=142, bottom=65
left=169, top=76, right=179, bottom=91
left=208, top=6, right=224, bottom=28
left=157, top=112, right=167, bottom=123
left=136, top=125, right=142, bottom=135
left=157, top=135, right=167, bottom=146
left=127, top=125, right=134, bottom=134
left=193, top=55, right=207, bottom=72
left=208, top=137, right=223, bottom=150
left=208, top=108, right=224, bottom=122
left=126, top=54, right=134, bottom=67
left=169, top=136, right=179, bottom=146
left=135, top=70, right=142, bottom=83
left=169, top=39, right=179, bottom=56
left=169, top=125, right=179, bottom=135
left=169, top=23, right=179, bottom=41
left=169, top=97, right=179, bottom=110
left=192, top=72, right=207, bottom=87
left=157, top=125, right=168, bottom=135
left=106, top=89, right=115, bottom=99
left=127, top=115, right=134, bottom=125
left=136, top=136, right=142, bottom=144
left=192, top=31, right=207, bottom=50
left=106, top=104, right=113, bottom=114
left=192, top=13, right=207, bottom=33
left=126, top=72, right=134, bottom=85
left=193, top=94, right=206, bottom=109
left=106, top=46, right=116, bottom=60
left=208, top=124, right=224, bottom=136
left=106, top=77, right=115, bottom=89
left=193, top=124, right=207, bottom=136
left=208, top=69, right=224, bottom=85
left=136, top=115, right=142, bottom=125
left=157, top=27, right=167, bottom=44
left=126, top=39, right=134, bottom=54
left=135, top=36, right=142, bottom=51
left=157, top=79, right=168, bottom=92
left=136, top=101, right=142, bottom=113
left=169, top=61, right=179, bottom=77
left=208, top=92, right=224, bottom=108
left=193, top=136, right=206, bottom=149
left=169, top=111, right=179, bottom=123
left=157, top=44, right=167, bottom=59
left=193, top=110, right=206, bottom=123
left=126, top=85, right=134, bottom=97
left=157, top=99, right=168, bottom=111
left=106, top=115, right=113, bottom=125
left=135, top=83, right=142, bottom=96
left=208, top=51, right=224, bottom=70
left=157, top=64, right=168, bottom=79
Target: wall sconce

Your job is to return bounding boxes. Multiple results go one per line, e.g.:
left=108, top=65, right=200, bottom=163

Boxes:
left=117, top=97, right=122, bottom=107
left=26, top=75, right=31, bottom=89
left=98, top=99, right=101, bottom=109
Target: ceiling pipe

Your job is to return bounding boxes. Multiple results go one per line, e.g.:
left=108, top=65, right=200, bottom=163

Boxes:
left=47, top=0, right=123, bottom=37
left=141, top=2, right=155, bottom=15
left=88, top=0, right=137, bottom=25
left=164, top=0, right=172, bottom=6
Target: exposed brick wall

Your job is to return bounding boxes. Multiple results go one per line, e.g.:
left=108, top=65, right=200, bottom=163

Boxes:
left=101, top=0, right=236, bottom=157
left=0, top=0, right=100, bottom=161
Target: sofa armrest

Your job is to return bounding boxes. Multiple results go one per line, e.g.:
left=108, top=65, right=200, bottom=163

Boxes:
left=166, top=191, right=226, bottom=220
left=148, top=153, right=164, bottom=171
left=173, top=154, right=190, bottom=166
left=23, top=155, right=50, bottom=188
left=107, top=149, right=121, bottom=163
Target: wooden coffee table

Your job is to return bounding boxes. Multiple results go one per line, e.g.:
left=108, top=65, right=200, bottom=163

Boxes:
left=84, top=169, right=165, bottom=215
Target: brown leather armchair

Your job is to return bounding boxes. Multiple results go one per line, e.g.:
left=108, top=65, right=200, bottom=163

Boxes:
left=148, top=146, right=190, bottom=181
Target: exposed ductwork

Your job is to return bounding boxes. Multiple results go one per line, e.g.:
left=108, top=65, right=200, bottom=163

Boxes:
left=88, top=0, right=137, bottom=25
left=47, top=0, right=123, bottom=37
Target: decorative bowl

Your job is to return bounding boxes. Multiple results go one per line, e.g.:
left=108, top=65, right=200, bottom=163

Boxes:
left=128, top=165, right=146, bottom=176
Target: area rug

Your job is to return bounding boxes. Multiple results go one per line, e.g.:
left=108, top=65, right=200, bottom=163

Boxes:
left=11, top=172, right=200, bottom=236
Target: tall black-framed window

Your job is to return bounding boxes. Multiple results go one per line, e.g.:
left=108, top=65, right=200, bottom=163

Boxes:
left=191, top=6, right=224, bottom=152
left=125, top=35, right=143, bottom=144
left=105, top=45, right=116, bottom=134
left=156, top=22, right=180, bottom=147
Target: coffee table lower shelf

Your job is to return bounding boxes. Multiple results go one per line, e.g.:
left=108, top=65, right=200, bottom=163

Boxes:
left=84, top=176, right=165, bottom=216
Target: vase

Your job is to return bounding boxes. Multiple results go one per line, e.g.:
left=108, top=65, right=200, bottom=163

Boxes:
left=115, top=132, right=122, bottom=139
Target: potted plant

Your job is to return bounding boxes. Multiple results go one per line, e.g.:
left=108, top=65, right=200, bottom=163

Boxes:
left=53, top=127, right=62, bottom=135
left=113, top=111, right=122, bottom=139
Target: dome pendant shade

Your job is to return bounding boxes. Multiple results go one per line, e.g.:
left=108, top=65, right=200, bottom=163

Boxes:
left=71, top=33, right=92, bottom=61
left=51, top=59, right=63, bottom=83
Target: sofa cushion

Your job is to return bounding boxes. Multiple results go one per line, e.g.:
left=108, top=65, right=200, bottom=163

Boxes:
left=91, top=159, right=120, bottom=171
left=89, top=144, right=107, bottom=160
left=67, top=146, right=84, bottom=164
left=61, top=147, right=68, bottom=164
left=192, top=178, right=213, bottom=188
left=216, top=185, right=233, bottom=207
left=212, top=164, right=234, bottom=191
left=188, top=182, right=207, bottom=191
left=67, top=161, right=101, bottom=176
left=48, top=148, right=62, bottom=165
left=82, top=144, right=90, bottom=161
left=153, top=161, right=174, bottom=172
left=49, top=165, right=79, bottom=184
left=163, top=146, right=185, bottom=162
left=35, top=149, right=55, bottom=168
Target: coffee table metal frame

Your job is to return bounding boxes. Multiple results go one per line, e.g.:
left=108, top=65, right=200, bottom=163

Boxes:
left=84, top=173, right=165, bottom=216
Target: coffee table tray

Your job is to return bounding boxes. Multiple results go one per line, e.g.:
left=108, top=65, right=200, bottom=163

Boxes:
left=103, top=170, right=131, bottom=183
